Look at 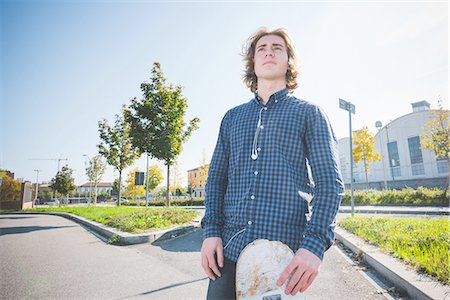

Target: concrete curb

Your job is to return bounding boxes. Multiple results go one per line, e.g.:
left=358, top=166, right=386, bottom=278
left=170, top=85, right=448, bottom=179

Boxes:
left=334, top=226, right=449, bottom=300
left=1, top=211, right=197, bottom=245
left=182, top=206, right=450, bottom=216
left=338, top=207, right=449, bottom=216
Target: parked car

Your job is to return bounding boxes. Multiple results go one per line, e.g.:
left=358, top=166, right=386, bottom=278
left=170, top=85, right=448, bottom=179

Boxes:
left=43, top=199, right=60, bottom=205
left=110, top=196, right=129, bottom=203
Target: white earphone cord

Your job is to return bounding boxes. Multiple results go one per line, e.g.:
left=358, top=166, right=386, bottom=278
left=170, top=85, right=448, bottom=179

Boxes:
left=251, top=107, right=265, bottom=160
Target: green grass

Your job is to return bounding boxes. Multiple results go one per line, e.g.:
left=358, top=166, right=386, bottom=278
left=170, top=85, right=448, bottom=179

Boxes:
left=23, top=206, right=198, bottom=234
left=339, top=216, right=450, bottom=284
left=122, top=198, right=206, bottom=207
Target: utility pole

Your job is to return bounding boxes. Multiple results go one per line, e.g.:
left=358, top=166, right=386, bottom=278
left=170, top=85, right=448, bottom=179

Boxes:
left=29, top=157, right=68, bottom=200
left=34, top=169, right=42, bottom=204
left=339, top=98, right=356, bottom=216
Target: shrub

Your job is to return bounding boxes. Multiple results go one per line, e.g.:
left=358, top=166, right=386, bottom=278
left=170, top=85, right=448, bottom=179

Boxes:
left=341, top=187, right=447, bottom=206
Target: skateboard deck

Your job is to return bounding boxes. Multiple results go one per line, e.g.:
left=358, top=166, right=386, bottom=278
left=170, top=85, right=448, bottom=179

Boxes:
left=236, top=239, right=306, bottom=300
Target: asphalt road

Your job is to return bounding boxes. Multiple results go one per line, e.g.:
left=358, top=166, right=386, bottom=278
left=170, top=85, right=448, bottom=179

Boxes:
left=0, top=213, right=391, bottom=299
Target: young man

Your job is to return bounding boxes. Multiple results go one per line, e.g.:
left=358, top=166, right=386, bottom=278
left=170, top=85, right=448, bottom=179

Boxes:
left=201, top=27, right=345, bottom=300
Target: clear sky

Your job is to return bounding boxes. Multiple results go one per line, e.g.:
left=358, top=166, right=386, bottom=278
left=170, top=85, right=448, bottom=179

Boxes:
left=1, top=0, right=448, bottom=187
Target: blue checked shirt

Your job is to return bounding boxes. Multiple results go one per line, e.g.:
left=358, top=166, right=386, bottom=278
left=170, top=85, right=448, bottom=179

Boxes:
left=201, top=88, right=345, bottom=262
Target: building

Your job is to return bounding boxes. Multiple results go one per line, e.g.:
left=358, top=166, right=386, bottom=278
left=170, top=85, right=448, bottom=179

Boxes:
left=78, top=182, right=113, bottom=195
left=338, top=101, right=448, bottom=189
left=187, top=164, right=209, bottom=198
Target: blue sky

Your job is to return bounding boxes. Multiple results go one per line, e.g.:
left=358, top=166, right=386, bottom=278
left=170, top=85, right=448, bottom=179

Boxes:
left=1, top=0, right=448, bottom=187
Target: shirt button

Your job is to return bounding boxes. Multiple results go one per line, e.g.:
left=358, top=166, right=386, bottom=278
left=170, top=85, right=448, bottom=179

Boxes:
left=254, top=171, right=258, bottom=175
left=275, top=100, right=278, bottom=103
left=248, top=221, right=252, bottom=225
left=260, top=125, right=264, bottom=129
left=251, top=195, right=255, bottom=199
left=264, top=107, right=267, bottom=110
left=257, top=147, right=261, bottom=151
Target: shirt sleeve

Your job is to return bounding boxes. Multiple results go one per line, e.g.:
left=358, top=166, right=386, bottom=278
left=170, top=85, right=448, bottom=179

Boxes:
left=201, top=109, right=232, bottom=239
left=300, top=104, right=345, bottom=260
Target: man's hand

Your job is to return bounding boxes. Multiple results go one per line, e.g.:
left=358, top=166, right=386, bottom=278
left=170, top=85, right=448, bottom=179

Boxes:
left=201, top=237, right=224, bottom=281
left=277, top=248, right=321, bottom=295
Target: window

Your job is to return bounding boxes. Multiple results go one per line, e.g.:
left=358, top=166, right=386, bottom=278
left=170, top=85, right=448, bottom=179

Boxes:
left=387, top=141, right=401, bottom=177
left=436, top=155, right=449, bottom=174
left=408, top=137, right=423, bottom=164
left=408, top=136, right=425, bottom=175
left=411, top=164, right=425, bottom=176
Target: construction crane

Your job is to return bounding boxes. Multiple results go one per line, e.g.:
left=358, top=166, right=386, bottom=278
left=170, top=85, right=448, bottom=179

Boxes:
left=29, top=157, right=68, bottom=173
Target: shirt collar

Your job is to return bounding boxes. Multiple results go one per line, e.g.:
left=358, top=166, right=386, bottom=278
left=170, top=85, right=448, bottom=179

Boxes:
left=253, top=87, right=289, bottom=107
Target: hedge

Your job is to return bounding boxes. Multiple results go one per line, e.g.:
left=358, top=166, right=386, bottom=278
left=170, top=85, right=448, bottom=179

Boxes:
left=121, top=187, right=448, bottom=207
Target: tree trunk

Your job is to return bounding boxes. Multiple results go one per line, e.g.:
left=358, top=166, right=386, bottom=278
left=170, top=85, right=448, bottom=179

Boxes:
left=446, top=157, right=450, bottom=197
left=118, top=170, right=122, bottom=207
left=166, top=163, right=170, bottom=207
left=364, top=159, right=368, bottom=183
left=94, top=184, right=98, bottom=205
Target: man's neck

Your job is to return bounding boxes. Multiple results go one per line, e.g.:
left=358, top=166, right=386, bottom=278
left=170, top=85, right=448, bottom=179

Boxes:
left=257, top=79, right=287, bottom=105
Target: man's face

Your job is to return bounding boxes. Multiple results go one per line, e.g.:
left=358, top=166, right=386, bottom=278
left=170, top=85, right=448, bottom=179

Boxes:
left=253, top=34, right=289, bottom=82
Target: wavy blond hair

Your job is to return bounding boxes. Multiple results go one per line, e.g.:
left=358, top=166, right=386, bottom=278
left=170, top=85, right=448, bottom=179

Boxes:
left=242, top=27, right=299, bottom=93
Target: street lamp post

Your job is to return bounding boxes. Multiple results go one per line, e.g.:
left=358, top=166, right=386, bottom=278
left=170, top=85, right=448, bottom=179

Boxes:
left=83, top=154, right=92, bottom=204
left=339, top=98, right=356, bottom=216
left=145, top=153, right=150, bottom=207
left=375, top=121, right=388, bottom=190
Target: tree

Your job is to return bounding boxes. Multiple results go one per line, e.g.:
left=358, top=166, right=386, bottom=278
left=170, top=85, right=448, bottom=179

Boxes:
left=85, top=155, right=106, bottom=205
left=126, top=62, right=200, bottom=206
left=124, top=167, right=145, bottom=200
left=170, top=161, right=183, bottom=192
left=112, top=178, right=124, bottom=197
left=352, top=126, right=382, bottom=182
left=147, top=165, right=164, bottom=197
left=0, top=171, right=21, bottom=202
left=37, top=190, right=52, bottom=202
left=50, top=165, right=76, bottom=206
left=98, top=108, right=140, bottom=206
left=420, top=100, right=450, bottom=186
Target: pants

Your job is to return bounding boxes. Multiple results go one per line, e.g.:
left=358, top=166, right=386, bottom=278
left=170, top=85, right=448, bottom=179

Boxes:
left=206, top=256, right=237, bottom=300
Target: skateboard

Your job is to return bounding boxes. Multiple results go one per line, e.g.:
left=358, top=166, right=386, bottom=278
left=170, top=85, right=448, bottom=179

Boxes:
left=236, top=239, right=306, bottom=300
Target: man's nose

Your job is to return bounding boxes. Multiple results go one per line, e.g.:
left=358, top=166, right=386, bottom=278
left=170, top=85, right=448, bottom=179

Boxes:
left=265, top=48, right=274, bottom=56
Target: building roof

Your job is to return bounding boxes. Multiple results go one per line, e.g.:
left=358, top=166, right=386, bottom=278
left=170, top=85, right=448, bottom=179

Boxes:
left=411, top=100, right=431, bottom=109
left=187, top=164, right=210, bottom=172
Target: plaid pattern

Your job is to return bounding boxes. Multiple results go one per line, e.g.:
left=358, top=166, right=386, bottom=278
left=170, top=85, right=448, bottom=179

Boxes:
left=201, top=88, right=345, bottom=262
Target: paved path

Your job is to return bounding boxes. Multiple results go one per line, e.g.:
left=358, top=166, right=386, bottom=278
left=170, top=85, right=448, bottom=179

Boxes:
left=0, top=213, right=392, bottom=299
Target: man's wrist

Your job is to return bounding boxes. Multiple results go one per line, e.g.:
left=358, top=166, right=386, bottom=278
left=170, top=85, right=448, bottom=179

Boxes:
left=202, top=225, right=222, bottom=240
left=299, top=235, right=327, bottom=261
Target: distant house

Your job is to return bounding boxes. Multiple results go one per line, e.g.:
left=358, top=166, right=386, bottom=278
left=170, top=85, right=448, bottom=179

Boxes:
left=187, top=164, right=209, bottom=198
left=78, top=182, right=113, bottom=195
